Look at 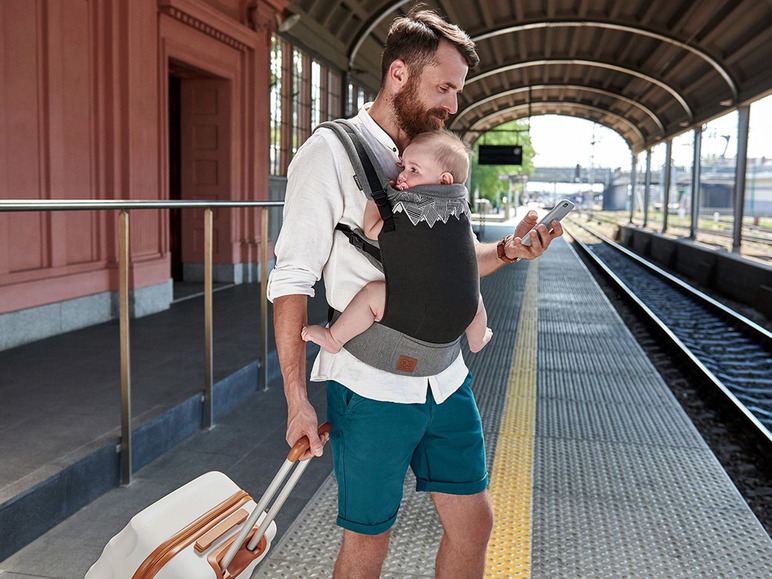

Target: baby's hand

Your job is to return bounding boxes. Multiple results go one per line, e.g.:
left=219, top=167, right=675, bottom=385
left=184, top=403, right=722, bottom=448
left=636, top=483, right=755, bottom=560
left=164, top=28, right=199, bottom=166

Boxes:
left=388, top=178, right=409, bottom=191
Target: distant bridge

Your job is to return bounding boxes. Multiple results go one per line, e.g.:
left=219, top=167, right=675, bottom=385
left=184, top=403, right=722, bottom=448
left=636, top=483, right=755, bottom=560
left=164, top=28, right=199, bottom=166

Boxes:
left=531, top=166, right=614, bottom=184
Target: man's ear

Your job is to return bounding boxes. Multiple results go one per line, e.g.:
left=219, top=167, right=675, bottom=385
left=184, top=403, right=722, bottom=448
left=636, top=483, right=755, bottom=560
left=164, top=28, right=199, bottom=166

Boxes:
left=388, top=59, right=409, bottom=88
left=440, top=172, right=454, bottom=185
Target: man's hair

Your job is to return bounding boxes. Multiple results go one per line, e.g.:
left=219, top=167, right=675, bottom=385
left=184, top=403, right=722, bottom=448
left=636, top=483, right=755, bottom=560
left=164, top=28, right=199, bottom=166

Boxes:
left=411, top=130, right=470, bottom=183
left=381, top=4, right=479, bottom=85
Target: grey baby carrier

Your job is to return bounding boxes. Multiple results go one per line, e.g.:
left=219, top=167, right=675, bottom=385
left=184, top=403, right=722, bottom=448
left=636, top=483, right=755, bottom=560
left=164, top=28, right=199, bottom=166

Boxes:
left=320, top=120, right=479, bottom=377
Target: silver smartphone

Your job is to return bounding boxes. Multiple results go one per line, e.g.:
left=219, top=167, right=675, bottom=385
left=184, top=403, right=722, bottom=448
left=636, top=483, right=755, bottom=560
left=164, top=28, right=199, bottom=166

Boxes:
left=520, top=199, right=575, bottom=246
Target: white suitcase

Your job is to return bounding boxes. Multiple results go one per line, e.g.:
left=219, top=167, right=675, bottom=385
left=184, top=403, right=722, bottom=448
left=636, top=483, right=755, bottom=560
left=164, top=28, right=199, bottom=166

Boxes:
left=86, top=423, right=330, bottom=579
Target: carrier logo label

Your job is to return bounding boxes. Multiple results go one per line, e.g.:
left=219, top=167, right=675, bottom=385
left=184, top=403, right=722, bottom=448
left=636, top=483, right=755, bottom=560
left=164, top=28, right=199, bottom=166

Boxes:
left=396, top=356, right=418, bottom=373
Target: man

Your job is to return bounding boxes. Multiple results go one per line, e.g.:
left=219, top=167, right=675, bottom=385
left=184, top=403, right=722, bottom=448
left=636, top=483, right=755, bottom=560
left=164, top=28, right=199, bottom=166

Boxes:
left=266, top=7, right=562, bottom=578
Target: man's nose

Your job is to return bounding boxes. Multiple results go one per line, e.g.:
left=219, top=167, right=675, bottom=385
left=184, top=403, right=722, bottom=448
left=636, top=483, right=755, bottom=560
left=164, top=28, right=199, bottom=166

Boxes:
left=442, top=93, right=458, bottom=115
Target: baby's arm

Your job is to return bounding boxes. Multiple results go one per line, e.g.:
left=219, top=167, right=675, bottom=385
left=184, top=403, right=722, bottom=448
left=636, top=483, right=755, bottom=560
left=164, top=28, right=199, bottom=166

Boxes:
left=363, top=199, right=384, bottom=240
left=465, top=295, right=493, bottom=353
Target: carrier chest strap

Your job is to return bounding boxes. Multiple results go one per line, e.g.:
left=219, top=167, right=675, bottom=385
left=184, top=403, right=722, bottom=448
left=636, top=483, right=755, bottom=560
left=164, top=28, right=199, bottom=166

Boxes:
left=335, top=223, right=382, bottom=262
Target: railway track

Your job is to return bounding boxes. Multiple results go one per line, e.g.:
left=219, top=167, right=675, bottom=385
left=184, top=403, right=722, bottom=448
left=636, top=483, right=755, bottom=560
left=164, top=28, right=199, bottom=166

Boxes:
left=564, top=220, right=772, bottom=449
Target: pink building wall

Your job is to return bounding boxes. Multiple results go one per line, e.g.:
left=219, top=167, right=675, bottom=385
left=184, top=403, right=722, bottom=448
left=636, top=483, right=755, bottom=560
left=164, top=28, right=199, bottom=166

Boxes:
left=0, top=0, right=285, bottom=338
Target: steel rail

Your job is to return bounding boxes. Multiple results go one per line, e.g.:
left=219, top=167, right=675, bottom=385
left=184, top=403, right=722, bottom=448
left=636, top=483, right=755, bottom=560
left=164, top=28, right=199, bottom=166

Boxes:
left=571, top=221, right=771, bottom=342
left=565, top=221, right=772, bottom=448
left=0, top=199, right=284, bottom=484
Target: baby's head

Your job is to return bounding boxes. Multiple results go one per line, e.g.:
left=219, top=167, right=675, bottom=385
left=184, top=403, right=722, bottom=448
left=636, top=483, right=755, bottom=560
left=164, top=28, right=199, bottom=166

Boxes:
left=396, top=130, right=470, bottom=189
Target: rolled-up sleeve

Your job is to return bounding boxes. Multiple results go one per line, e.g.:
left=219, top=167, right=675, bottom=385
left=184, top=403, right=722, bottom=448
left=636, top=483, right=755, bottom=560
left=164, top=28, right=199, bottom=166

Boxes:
left=267, top=135, right=344, bottom=302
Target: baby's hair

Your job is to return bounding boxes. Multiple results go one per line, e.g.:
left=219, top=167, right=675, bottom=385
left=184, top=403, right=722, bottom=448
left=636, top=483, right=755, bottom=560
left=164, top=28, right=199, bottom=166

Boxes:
left=410, top=130, right=470, bottom=183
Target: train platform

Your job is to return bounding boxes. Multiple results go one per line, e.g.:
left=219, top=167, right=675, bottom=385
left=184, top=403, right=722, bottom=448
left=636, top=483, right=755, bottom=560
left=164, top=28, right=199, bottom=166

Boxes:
left=2, top=224, right=771, bottom=577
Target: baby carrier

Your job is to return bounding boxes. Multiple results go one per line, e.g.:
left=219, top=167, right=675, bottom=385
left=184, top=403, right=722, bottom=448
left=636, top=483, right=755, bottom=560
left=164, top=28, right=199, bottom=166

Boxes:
left=319, top=120, right=480, bottom=377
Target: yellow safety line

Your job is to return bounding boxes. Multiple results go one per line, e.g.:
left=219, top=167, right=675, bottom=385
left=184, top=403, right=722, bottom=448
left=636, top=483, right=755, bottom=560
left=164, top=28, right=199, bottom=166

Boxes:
left=485, top=261, right=539, bottom=578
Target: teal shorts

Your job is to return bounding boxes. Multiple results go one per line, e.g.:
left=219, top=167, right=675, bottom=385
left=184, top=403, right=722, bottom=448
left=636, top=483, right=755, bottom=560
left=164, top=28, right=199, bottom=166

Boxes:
left=326, top=372, right=488, bottom=535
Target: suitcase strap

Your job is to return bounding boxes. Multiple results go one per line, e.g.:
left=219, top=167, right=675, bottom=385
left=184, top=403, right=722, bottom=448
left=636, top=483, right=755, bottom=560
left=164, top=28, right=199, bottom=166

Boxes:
left=133, top=490, right=251, bottom=579
left=220, top=422, right=332, bottom=573
left=195, top=508, right=249, bottom=553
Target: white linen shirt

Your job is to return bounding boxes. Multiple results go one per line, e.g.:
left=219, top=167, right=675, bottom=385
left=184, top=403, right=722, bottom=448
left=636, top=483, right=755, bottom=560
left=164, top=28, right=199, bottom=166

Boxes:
left=266, top=105, right=470, bottom=404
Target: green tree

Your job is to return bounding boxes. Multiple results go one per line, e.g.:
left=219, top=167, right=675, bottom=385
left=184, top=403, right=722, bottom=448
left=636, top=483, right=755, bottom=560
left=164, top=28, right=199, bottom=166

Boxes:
left=468, top=119, right=535, bottom=210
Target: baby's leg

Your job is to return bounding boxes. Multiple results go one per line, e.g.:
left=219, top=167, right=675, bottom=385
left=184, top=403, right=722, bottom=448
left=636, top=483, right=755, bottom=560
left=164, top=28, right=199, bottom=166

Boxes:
left=301, top=281, right=386, bottom=354
left=465, top=295, right=493, bottom=353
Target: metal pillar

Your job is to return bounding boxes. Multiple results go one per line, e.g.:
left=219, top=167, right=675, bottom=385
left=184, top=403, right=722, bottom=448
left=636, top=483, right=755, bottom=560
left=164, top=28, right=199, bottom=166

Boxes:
left=204, top=208, right=214, bottom=428
left=644, top=149, right=652, bottom=227
left=629, top=153, right=637, bottom=224
left=690, top=127, right=702, bottom=239
left=732, top=105, right=750, bottom=253
left=343, top=70, right=353, bottom=117
left=662, top=139, right=673, bottom=233
left=118, top=210, right=132, bottom=486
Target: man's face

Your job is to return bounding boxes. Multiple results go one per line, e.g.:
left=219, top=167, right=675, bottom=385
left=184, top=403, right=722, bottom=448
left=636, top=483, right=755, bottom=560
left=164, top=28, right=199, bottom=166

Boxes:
left=392, top=40, right=468, bottom=139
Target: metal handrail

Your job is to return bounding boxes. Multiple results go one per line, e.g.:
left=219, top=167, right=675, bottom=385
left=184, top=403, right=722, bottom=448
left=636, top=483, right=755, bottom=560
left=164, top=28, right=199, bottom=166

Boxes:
left=0, top=199, right=283, bottom=485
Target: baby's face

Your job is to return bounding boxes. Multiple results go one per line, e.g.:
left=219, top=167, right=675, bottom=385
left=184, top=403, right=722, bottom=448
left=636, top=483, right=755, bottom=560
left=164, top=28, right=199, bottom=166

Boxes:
left=395, top=142, right=446, bottom=189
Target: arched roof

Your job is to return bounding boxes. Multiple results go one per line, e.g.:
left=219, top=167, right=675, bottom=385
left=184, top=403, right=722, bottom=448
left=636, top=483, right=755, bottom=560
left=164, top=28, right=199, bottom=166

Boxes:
left=282, top=0, right=772, bottom=153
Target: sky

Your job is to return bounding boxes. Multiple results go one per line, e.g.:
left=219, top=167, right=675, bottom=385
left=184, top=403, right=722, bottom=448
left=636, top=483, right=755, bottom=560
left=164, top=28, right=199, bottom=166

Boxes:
left=525, top=94, right=772, bottom=170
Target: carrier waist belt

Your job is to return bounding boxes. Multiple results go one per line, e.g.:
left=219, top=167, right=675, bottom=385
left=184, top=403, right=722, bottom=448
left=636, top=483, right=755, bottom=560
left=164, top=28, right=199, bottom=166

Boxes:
left=330, top=310, right=463, bottom=377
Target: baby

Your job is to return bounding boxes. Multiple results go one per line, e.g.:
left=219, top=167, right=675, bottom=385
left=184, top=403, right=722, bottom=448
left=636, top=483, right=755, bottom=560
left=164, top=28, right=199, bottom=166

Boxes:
left=302, top=130, right=493, bottom=354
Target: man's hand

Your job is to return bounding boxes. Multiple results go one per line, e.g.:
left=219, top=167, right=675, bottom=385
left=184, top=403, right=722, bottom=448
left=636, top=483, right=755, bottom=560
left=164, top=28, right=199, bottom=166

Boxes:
left=286, top=397, right=327, bottom=460
left=477, top=209, right=565, bottom=277
left=504, top=210, right=563, bottom=260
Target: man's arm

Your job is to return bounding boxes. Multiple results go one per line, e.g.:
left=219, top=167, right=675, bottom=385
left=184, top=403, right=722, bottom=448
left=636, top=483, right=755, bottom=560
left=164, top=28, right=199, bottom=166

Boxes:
left=269, top=133, right=343, bottom=459
left=273, top=294, right=324, bottom=460
left=476, top=210, right=564, bottom=277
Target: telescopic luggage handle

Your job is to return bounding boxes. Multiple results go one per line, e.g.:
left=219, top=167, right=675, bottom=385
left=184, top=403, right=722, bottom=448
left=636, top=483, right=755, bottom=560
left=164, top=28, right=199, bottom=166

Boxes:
left=219, top=422, right=332, bottom=574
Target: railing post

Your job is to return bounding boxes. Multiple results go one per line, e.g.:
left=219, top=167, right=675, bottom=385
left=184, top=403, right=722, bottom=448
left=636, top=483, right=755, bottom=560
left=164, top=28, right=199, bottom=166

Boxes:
left=204, top=208, right=214, bottom=428
left=259, top=208, right=269, bottom=390
left=118, top=210, right=132, bottom=486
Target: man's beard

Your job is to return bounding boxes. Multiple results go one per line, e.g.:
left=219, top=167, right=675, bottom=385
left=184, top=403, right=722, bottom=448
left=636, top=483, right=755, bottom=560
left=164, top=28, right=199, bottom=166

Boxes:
left=392, top=76, right=448, bottom=139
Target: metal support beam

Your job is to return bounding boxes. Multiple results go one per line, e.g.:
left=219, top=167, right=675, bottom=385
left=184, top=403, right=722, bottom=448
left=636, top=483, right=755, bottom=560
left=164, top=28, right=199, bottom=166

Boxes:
left=662, top=139, right=673, bottom=233
left=204, top=208, right=214, bottom=428
left=644, top=149, right=652, bottom=228
left=118, top=210, right=132, bottom=486
left=690, top=127, right=702, bottom=239
left=733, top=106, right=750, bottom=253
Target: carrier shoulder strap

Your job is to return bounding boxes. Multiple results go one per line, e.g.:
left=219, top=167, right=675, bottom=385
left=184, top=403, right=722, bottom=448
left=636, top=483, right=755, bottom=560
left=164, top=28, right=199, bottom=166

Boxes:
left=317, top=120, right=395, bottom=233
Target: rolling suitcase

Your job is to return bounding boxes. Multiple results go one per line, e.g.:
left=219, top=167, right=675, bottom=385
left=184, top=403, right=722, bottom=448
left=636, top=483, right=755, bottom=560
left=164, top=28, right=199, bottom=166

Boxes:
left=86, top=423, right=331, bottom=579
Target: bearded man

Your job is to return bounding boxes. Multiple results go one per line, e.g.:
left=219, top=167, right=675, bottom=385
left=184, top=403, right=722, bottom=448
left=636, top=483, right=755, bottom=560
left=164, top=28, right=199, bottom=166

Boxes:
left=267, top=6, right=562, bottom=578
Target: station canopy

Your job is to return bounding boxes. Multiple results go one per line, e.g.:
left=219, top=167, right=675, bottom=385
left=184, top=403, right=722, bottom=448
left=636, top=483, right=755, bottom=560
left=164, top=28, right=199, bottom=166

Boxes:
left=282, top=0, right=772, bottom=153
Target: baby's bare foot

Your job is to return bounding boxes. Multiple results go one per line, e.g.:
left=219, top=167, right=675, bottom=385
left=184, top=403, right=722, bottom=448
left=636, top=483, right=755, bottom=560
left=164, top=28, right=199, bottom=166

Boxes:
left=468, top=327, right=493, bottom=353
left=301, top=325, right=343, bottom=354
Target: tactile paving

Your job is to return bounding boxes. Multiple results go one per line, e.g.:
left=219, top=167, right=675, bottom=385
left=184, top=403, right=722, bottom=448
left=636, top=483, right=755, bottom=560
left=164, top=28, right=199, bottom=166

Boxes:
left=531, top=240, right=772, bottom=577
left=533, top=437, right=748, bottom=510
left=485, top=261, right=540, bottom=577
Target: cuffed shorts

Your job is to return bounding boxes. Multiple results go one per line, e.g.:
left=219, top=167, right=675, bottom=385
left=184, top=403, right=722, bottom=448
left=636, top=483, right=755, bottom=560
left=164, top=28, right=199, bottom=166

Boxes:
left=326, top=372, right=488, bottom=535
